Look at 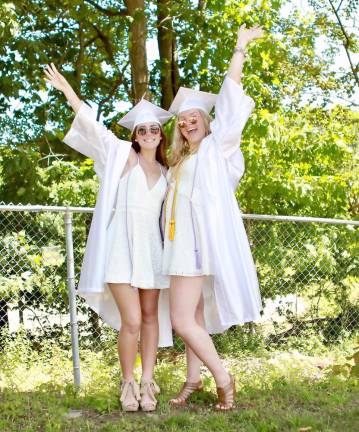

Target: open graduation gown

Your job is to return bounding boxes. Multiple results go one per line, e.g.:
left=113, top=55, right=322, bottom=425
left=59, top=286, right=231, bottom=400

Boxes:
left=197, top=76, right=262, bottom=333
left=63, top=104, right=173, bottom=347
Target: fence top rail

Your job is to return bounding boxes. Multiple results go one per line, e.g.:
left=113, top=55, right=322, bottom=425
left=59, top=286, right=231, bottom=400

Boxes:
left=0, top=204, right=94, bottom=214
left=243, top=213, right=359, bottom=226
left=0, top=204, right=358, bottom=226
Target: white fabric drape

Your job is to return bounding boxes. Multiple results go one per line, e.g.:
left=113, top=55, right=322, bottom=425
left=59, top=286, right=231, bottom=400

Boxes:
left=63, top=103, right=173, bottom=347
left=198, top=76, right=262, bottom=328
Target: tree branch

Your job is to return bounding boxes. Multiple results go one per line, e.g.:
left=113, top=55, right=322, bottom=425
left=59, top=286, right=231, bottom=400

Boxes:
left=84, top=35, right=98, bottom=48
left=92, top=24, right=114, bottom=62
left=327, top=0, right=359, bottom=86
left=84, top=0, right=128, bottom=17
left=74, top=20, right=85, bottom=93
left=96, top=61, right=130, bottom=120
left=336, top=95, right=359, bottom=107
left=198, top=0, right=207, bottom=11
left=96, top=77, right=123, bottom=120
left=335, top=0, right=345, bottom=12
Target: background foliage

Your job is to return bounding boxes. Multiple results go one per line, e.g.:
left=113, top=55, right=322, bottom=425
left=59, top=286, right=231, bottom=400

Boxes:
left=0, top=0, right=358, bottom=348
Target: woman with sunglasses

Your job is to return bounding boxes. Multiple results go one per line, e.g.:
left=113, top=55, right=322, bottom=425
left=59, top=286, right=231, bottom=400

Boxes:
left=161, top=24, right=264, bottom=411
left=44, top=64, right=172, bottom=412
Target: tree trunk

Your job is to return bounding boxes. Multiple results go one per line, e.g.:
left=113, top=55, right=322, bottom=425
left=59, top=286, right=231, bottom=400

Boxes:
left=157, top=0, right=180, bottom=109
left=125, top=0, right=149, bottom=103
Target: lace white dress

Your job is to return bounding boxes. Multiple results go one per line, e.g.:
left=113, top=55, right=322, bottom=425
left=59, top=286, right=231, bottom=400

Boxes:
left=105, top=157, right=169, bottom=289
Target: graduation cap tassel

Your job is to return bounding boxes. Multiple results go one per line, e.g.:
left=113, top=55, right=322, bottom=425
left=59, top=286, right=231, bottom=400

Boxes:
left=168, top=163, right=181, bottom=242
left=169, top=219, right=175, bottom=241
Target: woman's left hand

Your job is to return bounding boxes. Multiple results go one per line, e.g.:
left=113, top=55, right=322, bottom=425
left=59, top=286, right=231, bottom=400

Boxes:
left=236, top=24, right=265, bottom=49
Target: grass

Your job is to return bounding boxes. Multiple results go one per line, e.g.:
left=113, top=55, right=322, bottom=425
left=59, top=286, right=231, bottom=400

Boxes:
left=0, top=335, right=358, bottom=431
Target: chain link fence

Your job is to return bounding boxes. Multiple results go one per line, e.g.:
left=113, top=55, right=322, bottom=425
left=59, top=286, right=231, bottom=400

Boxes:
left=1, top=205, right=358, bottom=386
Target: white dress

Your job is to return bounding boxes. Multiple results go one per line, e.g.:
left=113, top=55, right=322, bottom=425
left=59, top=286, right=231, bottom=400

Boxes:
left=162, top=153, right=213, bottom=276
left=161, top=76, right=262, bottom=334
left=105, top=158, right=169, bottom=289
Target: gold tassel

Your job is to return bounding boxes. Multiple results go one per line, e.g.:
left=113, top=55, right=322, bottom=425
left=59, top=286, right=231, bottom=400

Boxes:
left=169, top=219, right=175, bottom=241
left=167, top=154, right=190, bottom=241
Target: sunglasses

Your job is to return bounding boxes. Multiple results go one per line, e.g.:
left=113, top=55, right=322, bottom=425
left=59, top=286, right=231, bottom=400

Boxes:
left=178, top=116, right=198, bottom=129
left=137, top=125, right=161, bottom=136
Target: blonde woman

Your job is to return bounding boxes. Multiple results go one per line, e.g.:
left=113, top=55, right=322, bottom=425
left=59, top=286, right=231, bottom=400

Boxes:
left=44, top=64, right=173, bottom=412
left=161, top=24, right=264, bottom=410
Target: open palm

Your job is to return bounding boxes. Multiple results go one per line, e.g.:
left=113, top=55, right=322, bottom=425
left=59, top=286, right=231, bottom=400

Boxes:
left=237, top=24, right=265, bottom=47
left=44, top=63, right=69, bottom=93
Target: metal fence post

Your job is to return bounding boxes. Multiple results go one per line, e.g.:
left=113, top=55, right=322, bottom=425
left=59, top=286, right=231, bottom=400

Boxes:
left=64, top=209, right=81, bottom=388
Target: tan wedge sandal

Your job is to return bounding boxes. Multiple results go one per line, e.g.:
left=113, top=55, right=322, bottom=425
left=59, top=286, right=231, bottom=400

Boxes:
left=215, top=374, right=236, bottom=411
left=139, top=379, right=160, bottom=412
left=169, top=380, right=203, bottom=407
left=119, top=379, right=141, bottom=412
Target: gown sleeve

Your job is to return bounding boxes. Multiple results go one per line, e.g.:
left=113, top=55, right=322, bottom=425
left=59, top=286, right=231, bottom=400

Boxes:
left=209, top=76, right=255, bottom=186
left=63, top=102, right=127, bottom=177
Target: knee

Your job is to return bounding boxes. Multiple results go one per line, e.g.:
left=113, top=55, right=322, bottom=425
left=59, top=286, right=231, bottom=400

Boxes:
left=171, top=313, right=193, bottom=337
left=141, top=308, right=158, bottom=325
left=121, top=316, right=141, bottom=335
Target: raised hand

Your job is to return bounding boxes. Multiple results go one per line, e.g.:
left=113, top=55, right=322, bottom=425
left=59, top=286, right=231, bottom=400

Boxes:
left=44, top=63, right=71, bottom=94
left=236, top=23, right=265, bottom=49
left=44, top=63, right=82, bottom=113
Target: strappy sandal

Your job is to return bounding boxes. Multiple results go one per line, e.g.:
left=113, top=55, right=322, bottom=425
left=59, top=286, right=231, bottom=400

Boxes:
left=139, top=379, right=160, bottom=412
left=169, top=380, right=203, bottom=407
left=215, top=374, right=236, bottom=411
left=120, top=379, right=141, bottom=412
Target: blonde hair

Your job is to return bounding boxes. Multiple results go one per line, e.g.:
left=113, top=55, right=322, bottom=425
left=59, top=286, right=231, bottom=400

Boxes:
left=169, top=109, right=212, bottom=167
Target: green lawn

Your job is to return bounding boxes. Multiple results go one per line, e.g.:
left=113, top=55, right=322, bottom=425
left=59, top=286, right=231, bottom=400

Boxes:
left=1, top=338, right=358, bottom=432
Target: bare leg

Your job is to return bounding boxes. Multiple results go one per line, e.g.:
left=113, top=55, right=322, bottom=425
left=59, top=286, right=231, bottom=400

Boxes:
left=169, top=296, right=205, bottom=406
left=170, top=276, right=230, bottom=388
left=185, top=294, right=205, bottom=382
left=139, top=288, right=160, bottom=380
left=138, top=288, right=160, bottom=409
left=108, top=283, right=141, bottom=381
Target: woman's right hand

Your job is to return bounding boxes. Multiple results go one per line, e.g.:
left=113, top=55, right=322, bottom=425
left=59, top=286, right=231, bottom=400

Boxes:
left=44, top=63, right=71, bottom=94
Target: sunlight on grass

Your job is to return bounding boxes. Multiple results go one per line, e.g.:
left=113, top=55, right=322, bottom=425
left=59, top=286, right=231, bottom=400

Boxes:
left=1, top=333, right=358, bottom=431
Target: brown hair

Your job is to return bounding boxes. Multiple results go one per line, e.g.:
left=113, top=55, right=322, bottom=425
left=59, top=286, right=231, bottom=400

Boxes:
left=131, top=125, right=169, bottom=168
left=169, top=109, right=211, bottom=167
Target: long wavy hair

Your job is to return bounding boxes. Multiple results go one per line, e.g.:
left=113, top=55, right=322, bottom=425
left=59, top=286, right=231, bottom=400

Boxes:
left=131, top=125, right=169, bottom=168
left=169, top=109, right=212, bottom=167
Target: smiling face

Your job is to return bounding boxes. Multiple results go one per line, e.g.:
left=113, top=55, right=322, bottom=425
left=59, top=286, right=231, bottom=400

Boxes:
left=177, top=109, right=207, bottom=146
left=134, top=122, right=162, bottom=150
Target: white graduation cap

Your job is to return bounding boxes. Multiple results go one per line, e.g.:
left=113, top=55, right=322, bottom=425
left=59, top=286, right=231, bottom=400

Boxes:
left=169, top=87, right=217, bottom=115
left=118, top=99, right=172, bottom=131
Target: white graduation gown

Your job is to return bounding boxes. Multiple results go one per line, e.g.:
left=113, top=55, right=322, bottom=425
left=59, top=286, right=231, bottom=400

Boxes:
left=196, top=76, right=262, bottom=332
left=63, top=103, right=173, bottom=347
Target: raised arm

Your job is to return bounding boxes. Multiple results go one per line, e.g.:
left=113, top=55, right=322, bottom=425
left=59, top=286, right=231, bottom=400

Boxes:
left=210, top=25, right=264, bottom=186
left=227, top=24, right=264, bottom=84
left=44, top=63, right=82, bottom=113
left=44, top=63, right=133, bottom=176
left=44, top=63, right=107, bottom=168
left=211, top=24, right=264, bottom=151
